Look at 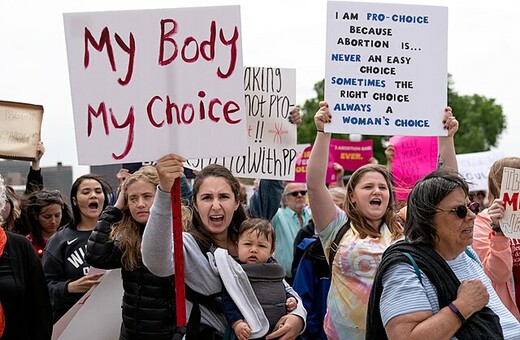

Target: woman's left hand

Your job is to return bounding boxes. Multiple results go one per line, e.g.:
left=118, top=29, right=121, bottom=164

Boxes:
left=442, top=106, right=458, bottom=137
left=488, top=199, right=505, bottom=225
left=265, top=314, right=303, bottom=340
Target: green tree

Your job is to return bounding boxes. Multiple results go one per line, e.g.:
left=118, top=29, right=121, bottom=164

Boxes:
left=297, top=76, right=506, bottom=163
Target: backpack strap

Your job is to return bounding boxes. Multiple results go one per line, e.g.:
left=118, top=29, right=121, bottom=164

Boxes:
left=402, top=252, right=423, bottom=286
left=328, top=219, right=351, bottom=272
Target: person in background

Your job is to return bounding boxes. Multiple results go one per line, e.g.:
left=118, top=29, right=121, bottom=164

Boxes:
left=43, top=174, right=111, bottom=322
left=366, top=169, right=520, bottom=340
left=1, top=141, right=46, bottom=235
left=141, top=154, right=306, bottom=339
left=473, top=157, right=520, bottom=321
left=271, top=182, right=312, bottom=284
left=0, top=174, right=52, bottom=339
left=22, top=189, right=72, bottom=259
left=469, top=189, right=487, bottom=212
left=291, top=186, right=346, bottom=340
left=222, top=218, right=298, bottom=340
left=87, top=166, right=189, bottom=339
left=306, top=101, right=458, bottom=339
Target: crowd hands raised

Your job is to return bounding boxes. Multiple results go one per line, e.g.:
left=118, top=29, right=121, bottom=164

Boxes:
left=1, top=103, right=520, bottom=340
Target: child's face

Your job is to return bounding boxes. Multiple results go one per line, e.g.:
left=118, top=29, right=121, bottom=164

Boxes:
left=237, top=230, right=273, bottom=264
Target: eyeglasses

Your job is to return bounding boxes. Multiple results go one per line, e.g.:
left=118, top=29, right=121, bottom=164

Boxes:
left=288, top=190, right=307, bottom=197
left=436, top=202, right=480, bottom=219
left=36, top=190, right=61, bottom=200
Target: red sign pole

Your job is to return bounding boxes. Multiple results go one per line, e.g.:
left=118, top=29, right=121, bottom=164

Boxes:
left=171, top=180, right=186, bottom=326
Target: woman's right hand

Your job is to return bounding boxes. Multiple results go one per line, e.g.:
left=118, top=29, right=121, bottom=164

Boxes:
left=156, top=154, right=187, bottom=192
left=67, top=273, right=104, bottom=293
left=454, top=279, right=489, bottom=319
left=314, top=101, right=331, bottom=131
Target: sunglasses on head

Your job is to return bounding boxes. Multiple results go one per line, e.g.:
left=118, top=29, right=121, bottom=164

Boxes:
left=436, top=202, right=480, bottom=219
left=36, top=190, right=61, bottom=200
left=288, top=190, right=307, bottom=197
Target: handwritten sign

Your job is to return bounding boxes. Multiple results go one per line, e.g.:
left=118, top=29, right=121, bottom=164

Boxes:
left=325, top=1, right=447, bottom=136
left=390, top=135, right=438, bottom=201
left=330, top=138, right=373, bottom=171
left=0, top=100, right=43, bottom=161
left=500, top=167, right=520, bottom=238
left=457, top=150, right=504, bottom=191
left=186, top=67, right=298, bottom=180
left=293, top=145, right=337, bottom=184
left=64, top=6, right=247, bottom=165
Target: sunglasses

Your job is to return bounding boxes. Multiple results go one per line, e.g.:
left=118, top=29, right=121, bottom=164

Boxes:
left=288, top=190, right=307, bottom=197
left=36, top=190, right=61, bottom=200
left=436, top=202, right=480, bottom=219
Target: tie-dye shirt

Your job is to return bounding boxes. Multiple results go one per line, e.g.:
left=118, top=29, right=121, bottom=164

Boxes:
left=319, top=208, right=400, bottom=340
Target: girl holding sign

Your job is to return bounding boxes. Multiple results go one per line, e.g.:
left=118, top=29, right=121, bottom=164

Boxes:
left=473, top=157, right=520, bottom=321
left=306, top=101, right=459, bottom=339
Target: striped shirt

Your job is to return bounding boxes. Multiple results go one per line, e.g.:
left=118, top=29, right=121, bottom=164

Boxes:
left=380, top=247, right=520, bottom=339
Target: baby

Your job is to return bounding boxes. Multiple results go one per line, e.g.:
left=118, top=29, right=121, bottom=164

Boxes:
left=222, top=218, right=297, bottom=340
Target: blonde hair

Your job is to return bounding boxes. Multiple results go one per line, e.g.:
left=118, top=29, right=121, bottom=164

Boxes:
left=487, top=157, right=520, bottom=202
left=109, top=166, right=192, bottom=270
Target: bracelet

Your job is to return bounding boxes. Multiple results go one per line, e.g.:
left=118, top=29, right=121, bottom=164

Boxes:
left=448, top=302, right=466, bottom=324
left=317, top=129, right=330, bottom=133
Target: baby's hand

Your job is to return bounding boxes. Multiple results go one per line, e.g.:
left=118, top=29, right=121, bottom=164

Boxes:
left=232, top=320, right=251, bottom=340
left=286, top=297, right=298, bottom=312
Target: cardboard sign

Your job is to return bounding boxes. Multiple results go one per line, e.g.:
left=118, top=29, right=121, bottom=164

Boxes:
left=325, top=1, right=448, bottom=136
left=390, top=135, right=438, bottom=201
left=330, top=138, right=373, bottom=171
left=0, top=100, right=43, bottom=161
left=64, top=6, right=247, bottom=165
left=500, top=167, right=520, bottom=238
left=186, top=67, right=298, bottom=180
left=456, top=150, right=504, bottom=191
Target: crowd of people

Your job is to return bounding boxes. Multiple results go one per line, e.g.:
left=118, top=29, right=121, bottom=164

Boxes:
left=1, top=104, right=520, bottom=340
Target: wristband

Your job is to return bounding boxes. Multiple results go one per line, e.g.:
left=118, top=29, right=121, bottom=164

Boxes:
left=448, top=302, right=466, bottom=324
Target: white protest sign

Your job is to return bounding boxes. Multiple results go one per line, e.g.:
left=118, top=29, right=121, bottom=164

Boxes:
left=500, top=167, right=520, bottom=238
left=325, top=1, right=447, bottom=136
left=456, top=150, right=504, bottom=191
left=64, top=6, right=247, bottom=165
left=186, top=67, right=298, bottom=180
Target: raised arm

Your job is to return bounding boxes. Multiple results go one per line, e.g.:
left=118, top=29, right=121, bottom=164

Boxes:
left=438, top=107, right=459, bottom=172
left=141, top=154, right=185, bottom=277
left=306, top=102, right=338, bottom=232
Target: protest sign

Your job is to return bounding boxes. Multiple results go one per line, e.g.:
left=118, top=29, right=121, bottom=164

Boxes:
left=457, top=150, right=504, bottom=191
left=325, top=2, right=447, bottom=136
left=53, top=269, right=121, bottom=340
left=330, top=138, right=373, bottom=171
left=293, top=145, right=337, bottom=184
left=390, top=135, right=438, bottom=201
left=499, top=167, right=520, bottom=238
left=64, top=6, right=247, bottom=165
left=186, top=67, right=298, bottom=180
left=0, top=100, right=43, bottom=161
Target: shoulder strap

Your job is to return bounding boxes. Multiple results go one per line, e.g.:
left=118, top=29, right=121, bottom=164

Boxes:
left=328, top=219, right=351, bottom=272
left=402, top=252, right=423, bottom=286
left=464, top=248, right=482, bottom=267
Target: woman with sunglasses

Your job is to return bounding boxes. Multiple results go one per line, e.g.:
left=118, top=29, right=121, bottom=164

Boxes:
left=366, top=169, right=520, bottom=339
left=472, top=157, right=520, bottom=321
left=307, top=102, right=459, bottom=339
left=22, top=189, right=72, bottom=259
left=43, top=174, right=112, bottom=322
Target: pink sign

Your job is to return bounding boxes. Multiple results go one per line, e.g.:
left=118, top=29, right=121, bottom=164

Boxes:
left=390, top=136, right=438, bottom=201
left=293, top=145, right=336, bottom=183
left=330, top=139, right=373, bottom=171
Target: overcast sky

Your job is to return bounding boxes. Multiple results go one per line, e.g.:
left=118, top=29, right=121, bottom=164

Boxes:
left=1, top=0, right=518, bottom=178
